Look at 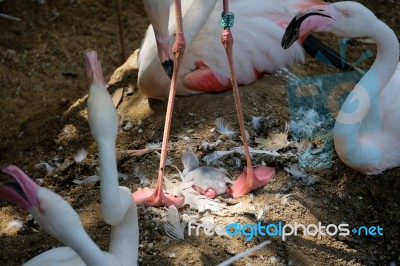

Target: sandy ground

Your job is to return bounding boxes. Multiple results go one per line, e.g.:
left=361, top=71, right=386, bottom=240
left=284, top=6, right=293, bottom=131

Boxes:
left=0, top=0, right=399, bottom=265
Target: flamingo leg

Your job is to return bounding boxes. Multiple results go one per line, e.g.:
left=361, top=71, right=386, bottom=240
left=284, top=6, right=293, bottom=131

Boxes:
left=220, top=0, right=275, bottom=198
left=132, top=0, right=185, bottom=207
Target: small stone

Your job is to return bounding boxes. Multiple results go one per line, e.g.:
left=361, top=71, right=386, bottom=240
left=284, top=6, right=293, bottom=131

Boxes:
left=62, top=64, right=78, bottom=77
left=123, top=121, right=134, bottom=131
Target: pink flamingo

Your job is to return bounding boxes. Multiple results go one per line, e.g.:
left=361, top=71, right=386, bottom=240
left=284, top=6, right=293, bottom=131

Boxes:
left=282, top=1, right=400, bottom=174
left=133, top=0, right=331, bottom=207
left=0, top=165, right=139, bottom=265
left=139, top=0, right=330, bottom=99
left=0, top=50, right=140, bottom=265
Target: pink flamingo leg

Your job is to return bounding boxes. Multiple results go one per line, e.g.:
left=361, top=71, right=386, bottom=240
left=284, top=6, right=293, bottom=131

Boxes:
left=132, top=0, right=186, bottom=207
left=220, top=0, right=275, bottom=198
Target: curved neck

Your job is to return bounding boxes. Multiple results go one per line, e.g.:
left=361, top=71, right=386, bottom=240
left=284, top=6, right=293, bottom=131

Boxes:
left=334, top=19, right=399, bottom=164
left=109, top=191, right=139, bottom=266
left=61, top=226, right=110, bottom=266
left=335, top=20, right=399, bottom=135
left=363, top=20, right=399, bottom=96
left=98, top=142, right=129, bottom=225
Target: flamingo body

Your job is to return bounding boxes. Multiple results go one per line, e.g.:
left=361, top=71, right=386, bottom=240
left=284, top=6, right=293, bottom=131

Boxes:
left=138, top=0, right=324, bottom=99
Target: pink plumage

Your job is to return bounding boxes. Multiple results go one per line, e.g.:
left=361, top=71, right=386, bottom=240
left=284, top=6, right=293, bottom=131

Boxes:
left=138, top=0, right=325, bottom=99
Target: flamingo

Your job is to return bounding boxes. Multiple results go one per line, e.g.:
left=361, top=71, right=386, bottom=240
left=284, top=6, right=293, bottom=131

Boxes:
left=281, top=1, right=400, bottom=175
left=85, top=49, right=139, bottom=263
left=0, top=51, right=139, bottom=265
left=0, top=165, right=138, bottom=266
left=138, top=0, right=346, bottom=99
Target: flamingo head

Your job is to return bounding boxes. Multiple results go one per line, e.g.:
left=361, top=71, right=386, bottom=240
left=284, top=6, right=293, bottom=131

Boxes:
left=143, top=0, right=174, bottom=78
left=282, top=1, right=378, bottom=49
left=0, top=165, right=84, bottom=242
left=84, top=50, right=105, bottom=86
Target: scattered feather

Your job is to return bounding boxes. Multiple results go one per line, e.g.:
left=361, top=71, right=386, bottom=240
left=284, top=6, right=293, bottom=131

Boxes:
left=217, top=241, right=271, bottom=266
left=251, top=116, right=262, bottom=131
left=117, top=172, right=128, bottom=181
left=203, top=147, right=280, bottom=165
left=72, top=175, right=100, bottom=185
left=203, top=150, right=233, bottom=165
left=74, top=149, right=88, bottom=163
left=233, top=157, right=241, bottom=168
left=167, top=253, right=176, bottom=258
left=257, top=209, right=264, bottom=220
left=215, top=117, right=236, bottom=137
left=7, top=220, right=23, bottom=230
left=201, top=139, right=222, bottom=150
left=255, top=132, right=290, bottom=151
left=236, top=147, right=280, bottom=157
left=290, top=108, right=325, bottom=139
left=270, top=256, right=280, bottom=264
left=145, top=142, right=162, bottom=150
left=286, top=164, right=316, bottom=185
left=280, top=194, right=294, bottom=206
left=134, top=167, right=150, bottom=185
left=284, top=165, right=308, bottom=179
left=164, top=206, right=186, bottom=240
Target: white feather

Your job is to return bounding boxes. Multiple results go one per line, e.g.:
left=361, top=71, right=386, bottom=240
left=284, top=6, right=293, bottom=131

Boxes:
left=73, top=149, right=88, bottom=164
left=163, top=206, right=186, bottom=240
left=72, top=175, right=100, bottom=185
left=251, top=116, right=262, bottom=131
left=215, top=117, right=237, bottom=137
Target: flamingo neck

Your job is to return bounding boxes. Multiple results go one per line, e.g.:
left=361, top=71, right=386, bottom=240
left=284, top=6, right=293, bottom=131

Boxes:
left=334, top=19, right=399, bottom=167
left=58, top=223, right=110, bottom=265
left=109, top=192, right=139, bottom=266
left=362, top=20, right=399, bottom=95
left=98, top=142, right=129, bottom=225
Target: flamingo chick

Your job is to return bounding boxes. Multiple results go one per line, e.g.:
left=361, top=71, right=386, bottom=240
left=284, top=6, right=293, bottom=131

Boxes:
left=0, top=165, right=139, bottom=266
left=182, top=150, right=231, bottom=198
left=282, top=1, right=400, bottom=174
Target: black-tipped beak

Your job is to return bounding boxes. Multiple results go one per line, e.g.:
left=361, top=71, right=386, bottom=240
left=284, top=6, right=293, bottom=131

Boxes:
left=0, top=165, right=40, bottom=209
left=162, top=59, right=174, bottom=79
left=281, top=12, right=332, bottom=49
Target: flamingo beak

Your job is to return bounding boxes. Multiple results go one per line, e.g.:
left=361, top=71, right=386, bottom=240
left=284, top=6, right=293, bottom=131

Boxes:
left=162, top=59, right=174, bottom=79
left=0, top=165, right=40, bottom=209
left=84, top=50, right=105, bottom=85
left=281, top=5, right=336, bottom=49
left=153, top=38, right=174, bottom=79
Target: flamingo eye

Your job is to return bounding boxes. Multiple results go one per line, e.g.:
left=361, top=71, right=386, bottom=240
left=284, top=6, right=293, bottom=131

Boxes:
left=344, top=11, right=350, bottom=17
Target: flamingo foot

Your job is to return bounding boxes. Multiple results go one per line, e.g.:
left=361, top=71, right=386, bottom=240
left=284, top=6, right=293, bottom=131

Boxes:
left=132, top=187, right=184, bottom=207
left=192, top=185, right=218, bottom=199
left=230, top=166, right=275, bottom=198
